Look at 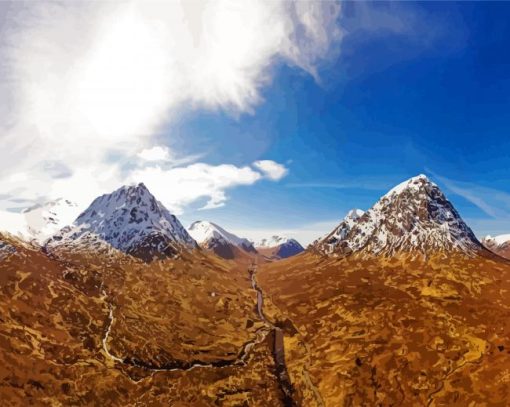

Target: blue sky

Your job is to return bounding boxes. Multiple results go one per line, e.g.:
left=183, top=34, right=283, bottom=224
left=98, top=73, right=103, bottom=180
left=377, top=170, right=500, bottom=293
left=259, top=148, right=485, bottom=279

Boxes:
left=169, top=2, right=510, bottom=242
left=1, top=1, right=510, bottom=244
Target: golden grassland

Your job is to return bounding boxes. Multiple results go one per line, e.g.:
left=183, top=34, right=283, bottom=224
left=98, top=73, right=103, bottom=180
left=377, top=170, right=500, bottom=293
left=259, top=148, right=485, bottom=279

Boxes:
left=0, top=235, right=284, bottom=406
left=258, top=251, right=510, bottom=406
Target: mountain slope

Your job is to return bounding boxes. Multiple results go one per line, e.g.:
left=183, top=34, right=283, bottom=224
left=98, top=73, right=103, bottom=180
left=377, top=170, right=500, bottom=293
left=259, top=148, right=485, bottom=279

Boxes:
left=314, top=175, right=482, bottom=257
left=314, top=209, right=364, bottom=253
left=255, top=235, right=304, bottom=259
left=46, top=183, right=197, bottom=261
left=188, top=221, right=256, bottom=259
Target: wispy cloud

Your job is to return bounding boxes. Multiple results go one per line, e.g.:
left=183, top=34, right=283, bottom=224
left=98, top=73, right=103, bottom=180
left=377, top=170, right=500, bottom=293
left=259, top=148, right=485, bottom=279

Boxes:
left=285, top=181, right=387, bottom=190
left=430, top=171, right=510, bottom=219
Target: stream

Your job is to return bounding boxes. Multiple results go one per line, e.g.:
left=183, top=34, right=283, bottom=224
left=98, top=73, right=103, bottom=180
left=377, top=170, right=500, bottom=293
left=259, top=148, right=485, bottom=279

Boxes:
left=100, top=264, right=296, bottom=405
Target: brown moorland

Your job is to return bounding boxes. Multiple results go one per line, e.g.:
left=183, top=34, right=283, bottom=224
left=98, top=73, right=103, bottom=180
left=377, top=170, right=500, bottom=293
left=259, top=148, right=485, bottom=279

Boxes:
left=258, top=250, right=510, bottom=406
left=0, top=233, right=289, bottom=406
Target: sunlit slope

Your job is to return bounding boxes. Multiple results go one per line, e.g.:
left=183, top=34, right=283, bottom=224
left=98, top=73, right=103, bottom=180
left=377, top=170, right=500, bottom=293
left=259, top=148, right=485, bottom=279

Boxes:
left=258, top=251, right=510, bottom=406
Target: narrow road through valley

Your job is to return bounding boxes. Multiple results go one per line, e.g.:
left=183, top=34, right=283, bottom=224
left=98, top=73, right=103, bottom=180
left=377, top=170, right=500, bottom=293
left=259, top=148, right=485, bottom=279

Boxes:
left=248, top=262, right=296, bottom=407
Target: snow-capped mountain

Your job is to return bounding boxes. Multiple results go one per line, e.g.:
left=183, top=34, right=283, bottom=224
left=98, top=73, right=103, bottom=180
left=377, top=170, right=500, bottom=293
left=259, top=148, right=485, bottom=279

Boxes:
left=314, top=175, right=482, bottom=256
left=255, top=235, right=304, bottom=259
left=0, top=198, right=80, bottom=244
left=482, top=234, right=510, bottom=259
left=188, top=221, right=256, bottom=259
left=22, top=198, right=80, bottom=243
left=46, top=183, right=197, bottom=261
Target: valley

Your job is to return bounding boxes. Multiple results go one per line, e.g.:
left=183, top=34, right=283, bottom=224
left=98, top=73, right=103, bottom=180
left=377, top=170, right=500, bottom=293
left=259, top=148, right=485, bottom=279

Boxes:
left=1, top=175, right=510, bottom=405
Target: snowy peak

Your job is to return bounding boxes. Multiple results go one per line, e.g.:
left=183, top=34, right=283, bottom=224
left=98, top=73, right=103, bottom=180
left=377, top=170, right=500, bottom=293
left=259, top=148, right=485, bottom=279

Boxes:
left=22, top=198, right=80, bottom=243
left=483, top=234, right=510, bottom=246
left=482, top=234, right=510, bottom=259
left=255, top=235, right=304, bottom=259
left=0, top=198, right=80, bottom=244
left=315, top=175, right=482, bottom=256
left=256, top=235, right=293, bottom=248
left=188, top=221, right=256, bottom=259
left=46, top=183, right=196, bottom=261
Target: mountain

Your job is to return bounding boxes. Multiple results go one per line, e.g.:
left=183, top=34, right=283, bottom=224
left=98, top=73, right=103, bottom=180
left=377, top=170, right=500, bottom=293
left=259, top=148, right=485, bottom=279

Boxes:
left=188, top=221, right=256, bottom=260
left=21, top=198, right=80, bottom=243
left=314, top=208, right=364, bottom=253
left=255, top=235, right=304, bottom=259
left=314, top=174, right=482, bottom=256
left=45, top=183, right=197, bottom=261
left=0, top=198, right=80, bottom=244
left=482, top=234, right=510, bottom=259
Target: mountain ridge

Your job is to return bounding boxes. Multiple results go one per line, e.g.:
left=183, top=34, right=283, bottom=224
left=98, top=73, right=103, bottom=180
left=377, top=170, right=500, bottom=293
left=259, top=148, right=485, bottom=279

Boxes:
left=255, top=235, right=304, bottom=259
left=188, top=220, right=256, bottom=259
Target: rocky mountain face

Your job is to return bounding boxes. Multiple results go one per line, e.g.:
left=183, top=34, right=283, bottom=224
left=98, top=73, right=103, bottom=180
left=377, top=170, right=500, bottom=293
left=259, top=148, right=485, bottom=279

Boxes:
left=255, top=235, right=304, bottom=259
left=314, top=208, right=364, bottom=251
left=0, top=234, right=16, bottom=261
left=482, top=234, right=510, bottom=259
left=188, top=221, right=256, bottom=259
left=45, top=183, right=197, bottom=261
left=314, top=175, right=482, bottom=256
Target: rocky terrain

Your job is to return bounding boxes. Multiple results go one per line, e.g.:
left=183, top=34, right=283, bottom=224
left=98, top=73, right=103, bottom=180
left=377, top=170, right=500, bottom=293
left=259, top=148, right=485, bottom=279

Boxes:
left=0, top=232, right=291, bottom=405
left=258, top=251, right=510, bottom=406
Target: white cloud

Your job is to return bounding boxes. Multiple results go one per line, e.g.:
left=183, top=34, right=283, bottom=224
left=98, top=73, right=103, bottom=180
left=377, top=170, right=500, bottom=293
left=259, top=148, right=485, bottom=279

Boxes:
left=136, top=145, right=205, bottom=167
left=137, top=146, right=171, bottom=162
left=253, top=160, right=289, bottom=181
left=128, top=163, right=264, bottom=214
left=0, top=1, right=340, bottom=224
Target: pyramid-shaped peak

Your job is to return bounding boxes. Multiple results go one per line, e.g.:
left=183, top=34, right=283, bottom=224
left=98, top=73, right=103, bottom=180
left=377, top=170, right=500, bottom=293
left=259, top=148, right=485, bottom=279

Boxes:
left=383, top=174, right=435, bottom=198
left=118, top=182, right=151, bottom=195
left=46, top=183, right=196, bottom=261
left=315, top=175, right=482, bottom=257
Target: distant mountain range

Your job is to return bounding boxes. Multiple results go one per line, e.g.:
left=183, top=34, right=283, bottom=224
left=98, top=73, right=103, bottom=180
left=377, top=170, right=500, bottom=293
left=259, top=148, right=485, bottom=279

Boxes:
left=254, top=236, right=304, bottom=259
left=1, top=174, right=507, bottom=261
left=482, top=234, right=510, bottom=259
left=188, top=220, right=256, bottom=260
left=0, top=198, right=80, bottom=244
